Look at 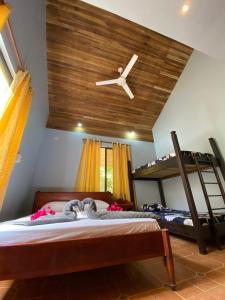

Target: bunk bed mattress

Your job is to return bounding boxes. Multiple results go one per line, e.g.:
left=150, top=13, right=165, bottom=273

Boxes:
left=154, top=209, right=225, bottom=226
left=133, top=151, right=212, bottom=171
left=0, top=216, right=160, bottom=246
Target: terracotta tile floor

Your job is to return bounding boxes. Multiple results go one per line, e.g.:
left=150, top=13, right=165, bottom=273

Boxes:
left=1, top=236, right=225, bottom=300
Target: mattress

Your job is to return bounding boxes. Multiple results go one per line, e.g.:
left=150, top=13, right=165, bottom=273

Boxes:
left=0, top=215, right=160, bottom=246
left=133, top=151, right=212, bottom=173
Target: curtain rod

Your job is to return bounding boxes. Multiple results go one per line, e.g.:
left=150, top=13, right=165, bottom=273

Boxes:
left=2, top=0, right=24, bottom=71
left=82, top=138, right=130, bottom=146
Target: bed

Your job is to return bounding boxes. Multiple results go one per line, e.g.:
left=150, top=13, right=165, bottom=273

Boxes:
left=144, top=206, right=225, bottom=241
left=128, top=131, right=225, bottom=254
left=0, top=191, right=176, bottom=289
left=146, top=207, right=225, bottom=227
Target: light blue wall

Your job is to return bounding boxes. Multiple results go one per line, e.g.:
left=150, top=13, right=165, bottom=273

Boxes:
left=32, top=129, right=161, bottom=209
left=0, top=0, right=49, bottom=221
left=153, top=51, right=225, bottom=211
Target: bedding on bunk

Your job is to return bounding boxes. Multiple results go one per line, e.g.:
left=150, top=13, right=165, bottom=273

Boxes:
left=143, top=204, right=225, bottom=226
left=132, top=151, right=213, bottom=174
left=132, top=153, right=176, bottom=173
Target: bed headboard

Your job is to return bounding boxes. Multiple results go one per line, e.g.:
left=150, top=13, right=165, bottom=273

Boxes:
left=33, top=191, right=112, bottom=212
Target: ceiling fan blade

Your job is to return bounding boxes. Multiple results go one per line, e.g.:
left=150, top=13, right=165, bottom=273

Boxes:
left=122, top=83, right=134, bottom=99
left=96, top=79, right=119, bottom=86
left=121, top=54, right=138, bottom=78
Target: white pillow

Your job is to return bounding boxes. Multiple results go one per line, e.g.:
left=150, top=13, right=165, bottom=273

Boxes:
left=41, top=201, right=67, bottom=212
left=94, top=200, right=109, bottom=211
left=41, top=199, right=109, bottom=212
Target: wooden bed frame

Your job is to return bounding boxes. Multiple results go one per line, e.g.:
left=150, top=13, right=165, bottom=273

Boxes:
left=33, top=191, right=133, bottom=212
left=0, top=191, right=176, bottom=289
left=129, top=131, right=225, bottom=254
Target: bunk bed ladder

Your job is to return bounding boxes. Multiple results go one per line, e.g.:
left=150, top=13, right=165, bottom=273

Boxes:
left=171, top=131, right=207, bottom=254
left=192, top=153, right=223, bottom=250
left=210, top=157, right=225, bottom=204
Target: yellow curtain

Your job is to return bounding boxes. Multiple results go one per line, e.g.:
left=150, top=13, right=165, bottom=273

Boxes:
left=112, top=143, right=131, bottom=201
left=0, top=70, right=32, bottom=208
left=0, top=4, right=11, bottom=31
left=75, top=139, right=101, bottom=192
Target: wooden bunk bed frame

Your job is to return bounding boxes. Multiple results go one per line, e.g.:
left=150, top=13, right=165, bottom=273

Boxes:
left=0, top=192, right=176, bottom=289
left=129, top=131, right=225, bottom=255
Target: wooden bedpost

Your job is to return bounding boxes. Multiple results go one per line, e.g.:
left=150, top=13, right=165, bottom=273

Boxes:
left=158, top=180, right=166, bottom=207
left=209, top=138, right=225, bottom=182
left=128, top=160, right=137, bottom=210
left=171, top=131, right=207, bottom=254
left=162, top=229, right=176, bottom=290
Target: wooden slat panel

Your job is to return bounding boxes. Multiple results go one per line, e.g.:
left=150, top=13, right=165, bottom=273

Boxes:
left=46, top=0, right=193, bottom=141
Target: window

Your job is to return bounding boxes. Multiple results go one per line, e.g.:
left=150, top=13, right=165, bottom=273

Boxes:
left=100, top=147, right=113, bottom=193
left=0, top=34, right=15, bottom=117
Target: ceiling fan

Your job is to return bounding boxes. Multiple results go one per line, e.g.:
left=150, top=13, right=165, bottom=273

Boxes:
left=96, top=54, right=138, bottom=99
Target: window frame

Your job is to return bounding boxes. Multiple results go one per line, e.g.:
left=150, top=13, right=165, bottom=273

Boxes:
left=100, top=146, right=113, bottom=193
left=0, top=33, right=15, bottom=78
left=0, top=33, right=16, bottom=118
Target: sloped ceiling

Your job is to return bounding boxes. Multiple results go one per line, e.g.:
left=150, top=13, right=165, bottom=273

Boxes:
left=46, top=0, right=192, bottom=141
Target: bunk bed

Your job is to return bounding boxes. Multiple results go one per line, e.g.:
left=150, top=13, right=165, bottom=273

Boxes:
left=128, top=131, right=225, bottom=254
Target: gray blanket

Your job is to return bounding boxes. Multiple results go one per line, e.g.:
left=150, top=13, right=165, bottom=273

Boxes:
left=13, top=212, right=77, bottom=226
left=86, top=209, right=160, bottom=220
left=15, top=198, right=159, bottom=226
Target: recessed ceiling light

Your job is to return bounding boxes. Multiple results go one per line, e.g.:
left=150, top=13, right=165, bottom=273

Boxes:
left=127, top=131, right=136, bottom=139
left=74, top=122, right=84, bottom=132
left=181, top=4, right=190, bottom=14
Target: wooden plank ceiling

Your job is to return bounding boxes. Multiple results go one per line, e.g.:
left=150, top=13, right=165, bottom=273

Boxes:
left=46, top=0, right=193, bottom=142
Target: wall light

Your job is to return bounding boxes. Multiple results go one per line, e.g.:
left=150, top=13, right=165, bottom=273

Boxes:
left=77, top=122, right=82, bottom=127
left=182, top=4, right=189, bottom=13
left=180, top=2, right=191, bottom=15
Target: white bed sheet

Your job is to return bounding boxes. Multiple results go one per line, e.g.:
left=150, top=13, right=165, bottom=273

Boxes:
left=0, top=215, right=160, bottom=246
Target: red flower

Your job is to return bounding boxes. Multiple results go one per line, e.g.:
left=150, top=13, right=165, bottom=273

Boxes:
left=31, top=206, right=56, bottom=221
left=107, top=202, right=123, bottom=211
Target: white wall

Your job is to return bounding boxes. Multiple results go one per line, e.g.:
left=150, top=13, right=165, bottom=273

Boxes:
left=84, top=0, right=225, bottom=59
left=32, top=129, right=161, bottom=210
left=153, top=50, right=225, bottom=211
left=0, top=0, right=49, bottom=221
